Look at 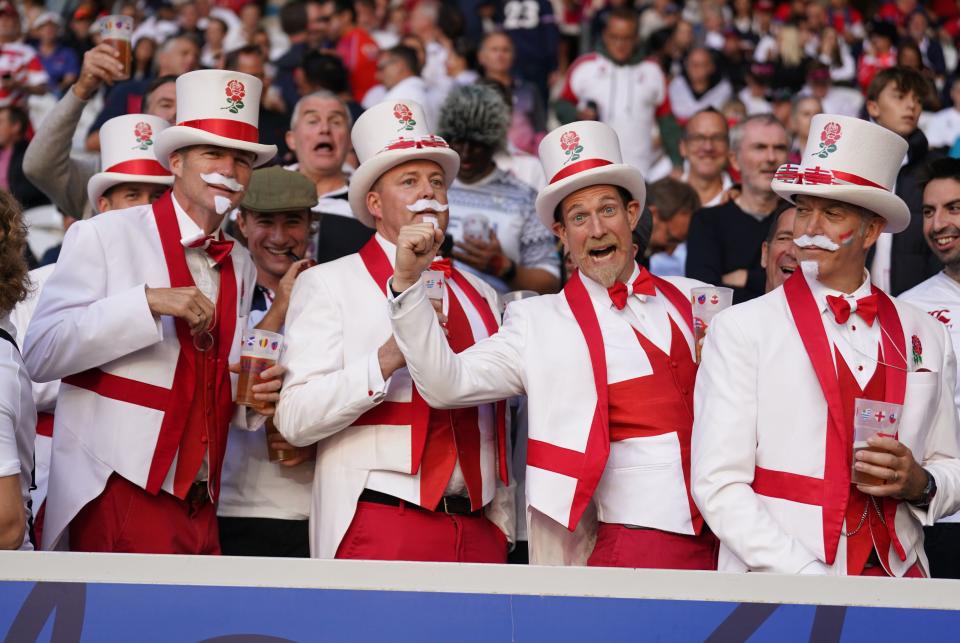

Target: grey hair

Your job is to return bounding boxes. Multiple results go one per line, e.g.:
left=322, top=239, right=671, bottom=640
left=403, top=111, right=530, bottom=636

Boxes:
left=730, top=113, right=787, bottom=154
left=158, top=34, right=197, bottom=55
left=437, top=84, right=510, bottom=151
left=290, top=90, right=353, bottom=130
left=790, top=94, right=822, bottom=117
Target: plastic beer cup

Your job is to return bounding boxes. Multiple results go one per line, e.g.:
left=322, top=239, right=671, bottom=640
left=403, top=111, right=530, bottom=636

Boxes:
left=690, top=286, right=734, bottom=362
left=236, top=329, right=282, bottom=409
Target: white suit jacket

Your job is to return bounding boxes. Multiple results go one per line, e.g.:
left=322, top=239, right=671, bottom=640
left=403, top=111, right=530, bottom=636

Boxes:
left=388, top=269, right=704, bottom=564
left=275, top=235, right=513, bottom=559
left=23, top=203, right=256, bottom=550
left=692, top=281, right=960, bottom=575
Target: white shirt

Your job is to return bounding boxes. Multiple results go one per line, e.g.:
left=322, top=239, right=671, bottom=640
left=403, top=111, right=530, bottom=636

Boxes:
left=900, top=271, right=960, bottom=523
left=923, top=108, right=960, bottom=149
left=218, top=294, right=314, bottom=521
left=0, top=314, right=36, bottom=550
left=807, top=270, right=882, bottom=390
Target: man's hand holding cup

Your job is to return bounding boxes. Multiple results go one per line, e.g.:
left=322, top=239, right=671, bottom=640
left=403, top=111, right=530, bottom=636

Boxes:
left=393, top=222, right=444, bottom=293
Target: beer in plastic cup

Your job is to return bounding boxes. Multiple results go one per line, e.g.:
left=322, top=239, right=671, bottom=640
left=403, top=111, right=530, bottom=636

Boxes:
left=690, top=286, right=733, bottom=362
left=851, top=398, right=902, bottom=486
left=101, top=15, right=134, bottom=80
left=463, top=213, right=491, bottom=240
left=264, top=417, right=295, bottom=463
left=236, top=329, right=283, bottom=409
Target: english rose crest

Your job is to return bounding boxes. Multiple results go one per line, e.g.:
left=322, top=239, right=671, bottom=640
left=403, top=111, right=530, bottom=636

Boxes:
left=222, top=79, right=246, bottom=114
left=394, top=103, right=415, bottom=132
left=813, top=121, right=842, bottom=159
left=132, top=121, right=153, bottom=151
left=560, top=130, right=583, bottom=165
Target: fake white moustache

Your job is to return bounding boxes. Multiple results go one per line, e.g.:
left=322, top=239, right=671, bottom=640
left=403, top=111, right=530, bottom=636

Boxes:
left=200, top=172, right=245, bottom=192
left=406, top=199, right=448, bottom=214
left=793, top=234, right=840, bottom=252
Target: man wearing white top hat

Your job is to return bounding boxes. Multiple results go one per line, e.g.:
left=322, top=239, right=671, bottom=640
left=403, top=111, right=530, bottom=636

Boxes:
left=9, top=112, right=174, bottom=545
left=23, top=69, right=282, bottom=553
left=276, top=100, right=514, bottom=561
left=387, top=120, right=717, bottom=568
left=691, top=114, right=960, bottom=576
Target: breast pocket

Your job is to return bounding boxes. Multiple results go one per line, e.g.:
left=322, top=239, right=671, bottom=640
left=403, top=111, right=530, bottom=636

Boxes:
left=899, top=371, right=941, bottom=450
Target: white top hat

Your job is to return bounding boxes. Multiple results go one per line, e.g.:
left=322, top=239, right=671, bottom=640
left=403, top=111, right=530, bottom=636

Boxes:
left=534, top=121, right=647, bottom=228
left=771, top=114, right=910, bottom=233
left=347, top=100, right=460, bottom=228
left=87, top=114, right=174, bottom=213
left=153, top=70, right=277, bottom=171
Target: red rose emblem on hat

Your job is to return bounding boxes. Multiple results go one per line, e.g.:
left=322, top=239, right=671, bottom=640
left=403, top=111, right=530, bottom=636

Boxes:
left=813, top=121, right=841, bottom=159
left=222, top=79, right=246, bottom=114
left=560, top=130, right=583, bottom=165
left=132, top=121, right=153, bottom=151
left=393, top=103, right=415, bottom=132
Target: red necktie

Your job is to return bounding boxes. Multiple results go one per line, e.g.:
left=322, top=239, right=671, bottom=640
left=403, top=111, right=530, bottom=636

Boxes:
left=826, top=294, right=878, bottom=326
left=187, top=234, right=234, bottom=267
left=430, top=258, right=453, bottom=278
left=607, top=266, right=656, bottom=310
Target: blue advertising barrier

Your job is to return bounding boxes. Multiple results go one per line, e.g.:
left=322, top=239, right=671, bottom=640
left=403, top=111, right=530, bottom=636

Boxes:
left=2, top=551, right=960, bottom=642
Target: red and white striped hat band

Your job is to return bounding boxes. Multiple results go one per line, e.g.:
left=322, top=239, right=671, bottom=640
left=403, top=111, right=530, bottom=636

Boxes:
left=175, top=118, right=259, bottom=144
left=380, top=135, right=450, bottom=153
left=549, top=158, right=613, bottom=185
left=773, top=164, right=887, bottom=192
left=102, top=159, right=171, bottom=177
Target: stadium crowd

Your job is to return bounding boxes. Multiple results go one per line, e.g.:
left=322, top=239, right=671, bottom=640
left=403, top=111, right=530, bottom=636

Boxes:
left=2, top=0, right=960, bottom=580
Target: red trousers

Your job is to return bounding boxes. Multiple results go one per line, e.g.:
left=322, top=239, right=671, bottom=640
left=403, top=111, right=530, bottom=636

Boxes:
left=335, top=500, right=508, bottom=563
left=69, top=474, right=220, bottom=554
left=587, top=523, right=719, bottom=570
left=860, top=562, right=924, bottom=577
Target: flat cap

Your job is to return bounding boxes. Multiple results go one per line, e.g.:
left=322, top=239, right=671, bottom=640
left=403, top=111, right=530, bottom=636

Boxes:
left=241, top=166, right=318, bottom=213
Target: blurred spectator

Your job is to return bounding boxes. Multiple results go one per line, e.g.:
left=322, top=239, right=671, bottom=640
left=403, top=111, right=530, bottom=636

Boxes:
left=297, top=50, right=363, bottom=123
left=439, top=84, right=559, bottom=294
left=85, top=36, right=199, bottom=152
left=788, top=95, right=823, bottom=164
left=813, top=28, right=856, bottom=85
left=63, top=3, right=96, bottom=61
left=490, top=0, right=559, bottom=103
left=356, top=0, right=397, bottom=49
left=669, top=47, right=733, bottom=124
left=801, top=63, right=863, bottom=117
left=760, top=203, right=798, bottom=293
left=30, top=12, right=78, bottom=98
left=362, top=45, right=431, bottom=126
left=477, top=31, right=545, bottom=155
left=639, top=0, right=678, bottom=42
left=926, top=76, right=960, bottom=149
left=866, top=66, right=943, bottom=294
left=407, top=2, right=449, bottom=98
left=826, top=0, right=866, bottom=44
left=679, top=108, right=732, bottom=208
left=24, top=42, right=176, bottom=217
left=739, top=63, right=773, bottom=116
left=756, top=23, right=811, bottom=94
left=646, top=176, right=700, bottom=277
left=201, top=16, right=228, bottom=69
left=858, top=19, right=899, bottom=92
left=878, top=0, right=919, bottom=33
left=330, top=0, right=379, bottom=103
left=0, top=190, right=34, bottom=550
left=131, top=32, right=159, bottom=81
left=685, top=114, right=789, bottom=303
left=274, top=0, right=330, bottom=116
left=284, top=90, right=375, bottom=262
left=225, top=45, right=290, bottom=163
left=906, top=10, right=946, bottom=78
left=0, top=0, right=47, bottom=109
left=556, top=7, right=678, bottom=180
left=479, top=79, right=546, bottom=192
left=0, top=105, right=46, bottom=209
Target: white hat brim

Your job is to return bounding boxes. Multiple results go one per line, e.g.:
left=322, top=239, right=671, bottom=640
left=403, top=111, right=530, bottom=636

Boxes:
left=771, top=180, right=910, bottom=234
left=87, top=172, right=174, bottom=213
left=347, top=147, right=461, bottom=228
left=154, top=126, right=277, bottom=170
left=535, top=164, right=647, bottom=229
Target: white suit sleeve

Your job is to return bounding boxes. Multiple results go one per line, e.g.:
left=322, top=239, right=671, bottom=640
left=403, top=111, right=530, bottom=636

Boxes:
left=691, top=309, right=822, bottom=573
left=387, top=279, right=526, bottom=408
left=908, top=322, right=960, bottom=524
left=275, top=269, right=391, bottom=447
left=22, top=220, right=162, bottom=383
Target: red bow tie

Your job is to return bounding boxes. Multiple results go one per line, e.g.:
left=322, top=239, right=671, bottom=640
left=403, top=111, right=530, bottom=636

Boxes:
left=826, top=293, right=878, bottom=326
left=429, top=257, right=453, bottom=278
left=607, top=267, right=656, bottom=310
left=186, top=234, right=234, bottom=267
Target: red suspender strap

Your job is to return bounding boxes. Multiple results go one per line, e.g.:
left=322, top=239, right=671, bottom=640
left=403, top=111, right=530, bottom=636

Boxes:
left=526, top=271, right=610, bottom=530
left=450, top=269, right=510, bottom=485
left=874, top=286, right=908, bottom=561
left=357, top=237, right=430, bottom=474
left=651, top=275, right=695, bottom=335
left=35, top=412, right=55, bottom=438
left=781, top=271, right=850, bottom=565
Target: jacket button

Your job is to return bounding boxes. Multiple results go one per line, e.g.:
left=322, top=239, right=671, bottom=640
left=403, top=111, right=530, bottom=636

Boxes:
left=669, top=360, right=678, bottom=369
left=201, top=435, right=208, bottom=443
left=368, top=390, right=374, bottom=396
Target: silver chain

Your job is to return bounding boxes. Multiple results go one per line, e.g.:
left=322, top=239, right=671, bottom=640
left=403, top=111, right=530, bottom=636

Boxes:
left=843, top=495, right=887, bottom=537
